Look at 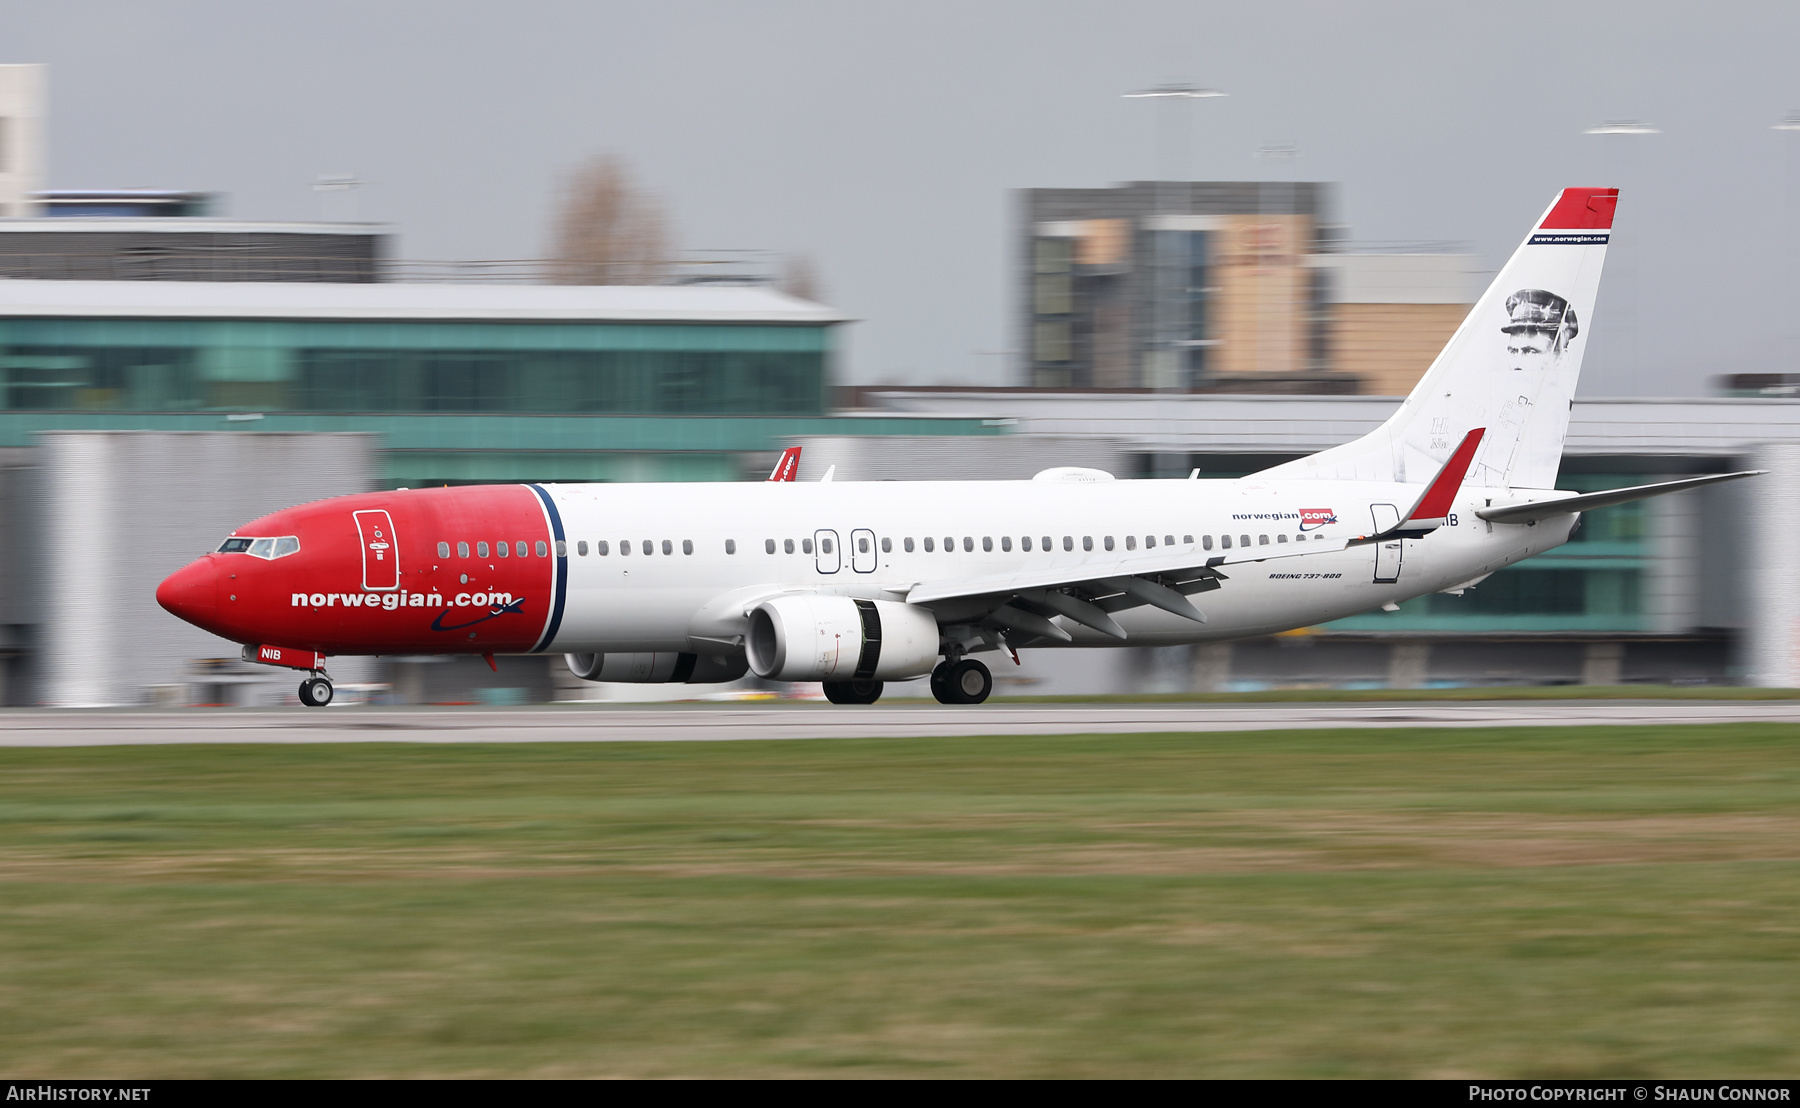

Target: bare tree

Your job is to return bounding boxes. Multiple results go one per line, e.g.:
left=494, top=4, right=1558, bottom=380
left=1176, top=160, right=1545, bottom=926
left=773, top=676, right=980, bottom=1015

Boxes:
left=780, top=253, right=824, bottom=303
left=549, top=155, right=672, bottom=285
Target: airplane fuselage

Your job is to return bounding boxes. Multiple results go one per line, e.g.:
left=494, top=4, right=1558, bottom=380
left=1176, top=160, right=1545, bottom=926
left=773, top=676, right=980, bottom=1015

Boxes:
left=158, top=477, right=1577, bottom=659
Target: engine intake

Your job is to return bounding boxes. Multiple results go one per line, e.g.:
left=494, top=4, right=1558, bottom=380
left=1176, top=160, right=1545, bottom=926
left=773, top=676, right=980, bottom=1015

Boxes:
left=564, top=652, right=748, bottom=684
left=746, top=595, right=939, bottom=682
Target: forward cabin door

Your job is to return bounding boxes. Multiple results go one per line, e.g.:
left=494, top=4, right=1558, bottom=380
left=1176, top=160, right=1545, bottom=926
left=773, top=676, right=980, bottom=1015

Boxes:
left=814, top=529, right=841, bottom=574
left=354, top=509, right=400, bottom=591
left=1369, top=503, right=1402, bottom=584
left=850, top=528, right=877, bottom=573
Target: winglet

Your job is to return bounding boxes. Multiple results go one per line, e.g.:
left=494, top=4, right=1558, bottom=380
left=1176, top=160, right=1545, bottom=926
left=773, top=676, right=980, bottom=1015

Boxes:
left=1403, top=427, right=1484, bottom=528
left=767, top=446, right=801, bottom=482
left=1351, top=428, right=1484, bottom=544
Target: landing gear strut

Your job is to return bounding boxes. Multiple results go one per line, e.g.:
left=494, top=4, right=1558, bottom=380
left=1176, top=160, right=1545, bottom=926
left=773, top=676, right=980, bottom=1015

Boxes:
left=298, top=674, right=335, bottom=708
left=823, top=678, right=884, bottom=705
left=930, top=658, right=992, bottom=705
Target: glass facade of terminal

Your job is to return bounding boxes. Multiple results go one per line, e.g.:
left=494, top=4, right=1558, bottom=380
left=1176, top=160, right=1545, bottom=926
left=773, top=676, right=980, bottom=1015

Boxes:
left=0, top=319, right=829, bottom=415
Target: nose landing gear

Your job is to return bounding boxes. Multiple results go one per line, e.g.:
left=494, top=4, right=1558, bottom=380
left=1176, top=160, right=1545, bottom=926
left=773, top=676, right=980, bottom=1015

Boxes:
left=298, top=675, right=335, bottom=708
left=930, top=658, right=992, bottom=705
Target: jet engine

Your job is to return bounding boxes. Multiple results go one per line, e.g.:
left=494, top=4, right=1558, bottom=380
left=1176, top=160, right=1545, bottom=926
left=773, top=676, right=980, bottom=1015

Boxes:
left=746, top=595, right=940, bottom=682
left=564, top=651, right=749, bottom=684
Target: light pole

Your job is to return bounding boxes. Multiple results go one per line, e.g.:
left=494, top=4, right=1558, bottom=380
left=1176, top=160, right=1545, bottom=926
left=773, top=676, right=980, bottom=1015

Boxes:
left=1124, top=84, right=1226, bottom=389
left=1777, top=113, right=1800, bottom=376
left=1583, top=121, right=1660, bottom=387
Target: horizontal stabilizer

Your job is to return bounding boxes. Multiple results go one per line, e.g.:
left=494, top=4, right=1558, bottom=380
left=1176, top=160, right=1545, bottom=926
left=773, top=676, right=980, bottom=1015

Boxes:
left=1476, top=471, right=1763, bottom=524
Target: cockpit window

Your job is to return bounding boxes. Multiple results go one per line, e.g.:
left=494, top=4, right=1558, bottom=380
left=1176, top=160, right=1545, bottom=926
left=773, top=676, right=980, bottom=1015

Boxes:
left=217, top=536, right=301, bottom=560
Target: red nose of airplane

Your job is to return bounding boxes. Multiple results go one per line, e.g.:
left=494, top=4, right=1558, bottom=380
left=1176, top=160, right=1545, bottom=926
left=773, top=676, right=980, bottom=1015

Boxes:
left=157, top=557, right=219, bottom=627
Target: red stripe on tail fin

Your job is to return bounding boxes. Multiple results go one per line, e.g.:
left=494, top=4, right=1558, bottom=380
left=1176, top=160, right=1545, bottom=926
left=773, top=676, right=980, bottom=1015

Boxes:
left=1539, top=188, right=1618, bottom=230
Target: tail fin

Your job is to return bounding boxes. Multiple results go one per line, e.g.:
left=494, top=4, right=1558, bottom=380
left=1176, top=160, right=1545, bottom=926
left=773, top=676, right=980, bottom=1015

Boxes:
left=768, top=446, right=801, bottom=482
left=1262, top=187, right=1615, bottom=489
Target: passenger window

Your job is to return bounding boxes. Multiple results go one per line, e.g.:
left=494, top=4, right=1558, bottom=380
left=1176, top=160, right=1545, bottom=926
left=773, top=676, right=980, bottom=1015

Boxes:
left=1001, top=536, right=1012, bottom=552
left=539, top=541, right=550, bottom=557
left=457, top=542, right=470, bottom=558
left=659, top=539, right=670, bottom=555
left=803, top=538, right=814, bottom=554
left=1082, top=536, right=1093, bottom=552
left=577, top=540, right=588, bottom=556
left=881, top=537, right=892, bottom=553
left=1258, top=535, right=1269, bottom=546
left=1183, top=535, right=1193, bottom=544
left=1126, top=535, right=1136, bottom=550
left=726, top=539, right=736, bottom=555
left=682, top=540, right=693, bottom=555
left=1042, top=536, right=1053, bottom=552
left=1166, top=535, right=1176, bottom=547
left=497, top=541, right=509, bottom=558
left=1103, top=536, right=1114, bottom=551
left=1146, top=535, right=1156, bottom=549
left=784, top=538, right=795, bottom=554
left=598, top=541, right=610, bottom=555
left=822, top=537, right=833, bottom=554
left=1240, top=535, right=1251, bottom=547
left=249, top=538, right=275, bottom=558
left=859, top=537, right=871, bottom=554
left=765, top=539, right=776, bottom=554
left=1022, top=536, right=1033, bottom=552
left=1277, top=534, right=1288, bottom=543
left=1063, top=536, right=1073, bottom=551
left=961, top=537, right=972, bottom=552
left=516, top=541, right=527, bottom=557
left=1202, top=535, right=1213, bottom=551
left=438, top=541, right=450, bottom=558
left=923, top=537, right=935, bottom=552
left=1221, top=535, right=1232, bottom=549
left=555, top=540, right=567, bottom=557
left=274, top=536, right=300, bottom=558
left=477, top=542, right=490, bottom=558
left=904, top=537, right=915, bottom=552
left=981, top=537, right=992, bottom=552
left=620, top=540, right=630, bottom=555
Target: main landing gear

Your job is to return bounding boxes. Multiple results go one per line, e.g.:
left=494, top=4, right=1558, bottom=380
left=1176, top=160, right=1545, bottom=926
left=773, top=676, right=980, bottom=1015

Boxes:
left=298, top=675, right=335, bottom=708
left=930, top=658, right=992, bottom=705
left=822, top=679, right=884, bottom=705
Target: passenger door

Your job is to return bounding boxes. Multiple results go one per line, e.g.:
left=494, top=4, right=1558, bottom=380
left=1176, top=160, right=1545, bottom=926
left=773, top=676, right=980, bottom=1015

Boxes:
left=850, top=528, right=877, bottom=573
left=814, top=529, right=841, bottom=574
left=354, top=509, right=400, bottom=591
left=1369, top=504, right=1402, bottom=584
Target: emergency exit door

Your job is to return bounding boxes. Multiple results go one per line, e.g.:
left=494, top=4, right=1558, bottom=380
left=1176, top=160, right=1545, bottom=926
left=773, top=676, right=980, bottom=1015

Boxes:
left=354, top=509, right=400, bottom=590
left=1369, top=504, right=1402, bottom=584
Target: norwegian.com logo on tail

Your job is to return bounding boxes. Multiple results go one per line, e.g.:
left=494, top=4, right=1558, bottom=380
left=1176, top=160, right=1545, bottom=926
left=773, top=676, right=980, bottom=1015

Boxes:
left=1299, top=508, right=1338, bottom=531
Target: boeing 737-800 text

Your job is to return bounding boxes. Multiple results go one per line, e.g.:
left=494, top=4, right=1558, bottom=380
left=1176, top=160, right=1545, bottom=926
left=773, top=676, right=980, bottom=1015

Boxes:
left=156, top=187, right=1755, bottom=706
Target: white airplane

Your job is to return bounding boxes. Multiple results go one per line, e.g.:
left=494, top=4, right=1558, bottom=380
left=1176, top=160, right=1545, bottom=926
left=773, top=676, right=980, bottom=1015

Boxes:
left=157, top=187, right=1757, bottom=707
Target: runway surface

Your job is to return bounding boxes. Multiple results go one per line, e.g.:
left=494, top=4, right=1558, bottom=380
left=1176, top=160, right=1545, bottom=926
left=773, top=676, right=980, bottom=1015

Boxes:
left=0, top=700, right=1797, bottom=746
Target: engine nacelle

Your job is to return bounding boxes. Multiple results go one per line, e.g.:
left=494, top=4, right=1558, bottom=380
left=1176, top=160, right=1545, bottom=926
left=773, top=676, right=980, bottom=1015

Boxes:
left=746, top=595, right=940, bottom=682
left=564, top=651, right=749, bottom=684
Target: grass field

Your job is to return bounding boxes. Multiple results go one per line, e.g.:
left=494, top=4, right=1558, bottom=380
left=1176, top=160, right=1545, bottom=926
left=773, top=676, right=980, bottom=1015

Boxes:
left=0, top=724, right=1797, bottom=1077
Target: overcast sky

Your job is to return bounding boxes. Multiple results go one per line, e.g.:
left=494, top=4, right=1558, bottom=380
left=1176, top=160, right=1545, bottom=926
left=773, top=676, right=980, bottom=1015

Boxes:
left=10, top=0, right=1800, bottom=394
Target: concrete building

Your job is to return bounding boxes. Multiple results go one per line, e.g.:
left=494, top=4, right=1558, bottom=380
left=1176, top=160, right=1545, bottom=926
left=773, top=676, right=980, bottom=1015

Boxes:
left=0, top=65, right=46, bottom=219
left=1017, top=181, right=1479, bottom=396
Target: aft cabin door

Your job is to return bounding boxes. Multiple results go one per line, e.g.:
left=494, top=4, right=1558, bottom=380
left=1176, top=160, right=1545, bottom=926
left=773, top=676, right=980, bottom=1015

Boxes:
left=1369, top=504, right=1402, bottom=584
left=850, top=528, right=877, bottom=573
left=354, top=509, right=400, bottom=591
left=814, top=529, right=841, bottom=574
